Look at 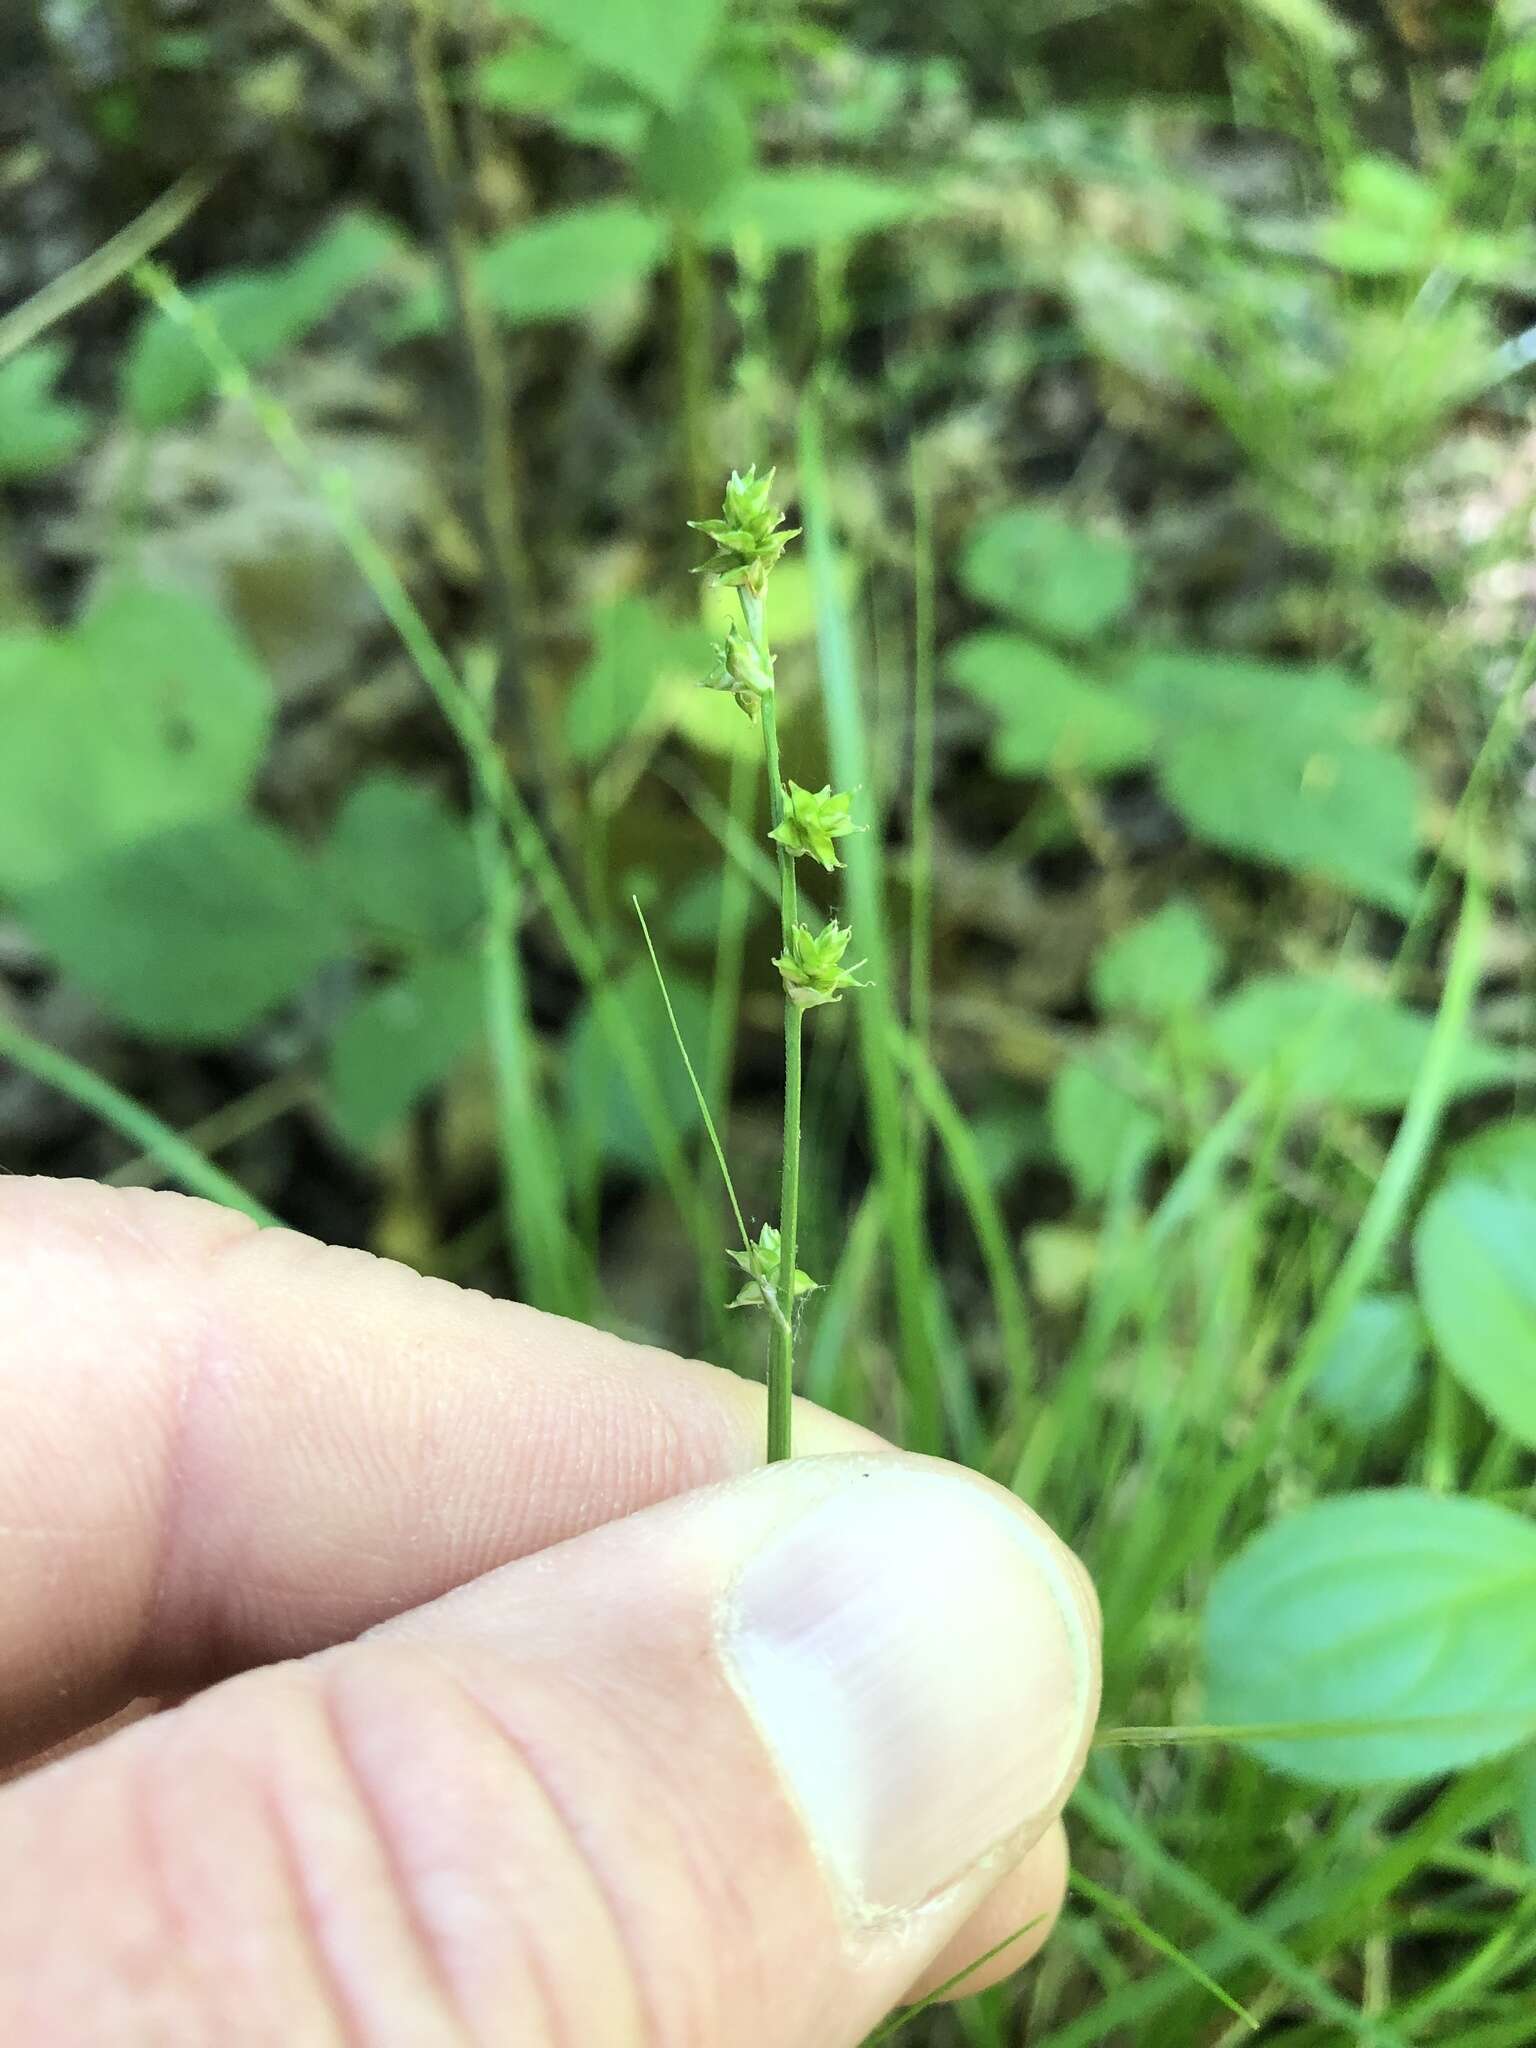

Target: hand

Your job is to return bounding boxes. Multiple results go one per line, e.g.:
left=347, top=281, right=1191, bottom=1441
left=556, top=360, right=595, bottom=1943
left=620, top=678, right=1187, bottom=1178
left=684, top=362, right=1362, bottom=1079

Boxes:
left=0, top=1177, right=1100, bottom=2046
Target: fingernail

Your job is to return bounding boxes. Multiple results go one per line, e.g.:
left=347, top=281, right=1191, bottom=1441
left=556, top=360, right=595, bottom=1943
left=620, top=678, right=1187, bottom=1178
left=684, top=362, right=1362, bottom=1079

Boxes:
left=721, top=1461, right=1094, bottom=1917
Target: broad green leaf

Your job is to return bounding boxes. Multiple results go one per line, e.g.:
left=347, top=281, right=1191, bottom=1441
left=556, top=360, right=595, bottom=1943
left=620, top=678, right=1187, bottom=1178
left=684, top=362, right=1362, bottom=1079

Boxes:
left=326, top=773, right=480, bottom=950
left=19, top=816, right=341, bottom=1041
left=1092, top=900, right=1224, bottom=1022
left=1440, top=1117, right=1536, bottom=1203
left=1124, top=654, right=1421, bottom=909
left=0, top=343, right=90, bottom=479
left=396, top=205, right=667, bottom=337
left=945, top=633, right=1152, bottom=778
left=959, top=508, right=1136, bottom=644
left=1205, top=1490, right=1536, bottom=1785
left=565, top=961, right=710, bottom=1176
left=1310, top=1293, right=1423, bottom=1434
left=700, top=169, right=933, bottom=254
left=0, top=583, right=272, bottom=894
left=123, top=211, right=403, bottom=426
left=637, top=77, right=754, bottom=216
left=1049, top=1046, right=1161, bottom=1199
left=491, top=0, right=725, bottom=110
left=1207, top=974, right=1521, bottom=1110
left=325, top=952, right=483, bottom=1151
left=1415, top=1181, right=1536, bottom=1449
left=564, top=597, right=712, bottom=765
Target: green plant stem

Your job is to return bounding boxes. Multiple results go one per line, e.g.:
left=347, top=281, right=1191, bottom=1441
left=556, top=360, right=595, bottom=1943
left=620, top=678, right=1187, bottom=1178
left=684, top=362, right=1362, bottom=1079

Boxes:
left=752, top=609, right=803, bottom=1463
left=0, top=1010, right=279, bottom=1226
left=907, top=438, right=936, bottom=1087
left=0, top=168, right=210, bottom=367
left=469, top=705, right=584, bottom=1315
left=800, top=397, right=950, bottom=1449
left=703, top=743, right=757, bottom=1123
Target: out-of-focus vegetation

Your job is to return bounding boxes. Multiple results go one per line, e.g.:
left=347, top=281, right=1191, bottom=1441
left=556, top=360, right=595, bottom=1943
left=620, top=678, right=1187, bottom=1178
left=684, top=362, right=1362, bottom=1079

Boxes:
left=3, top=1, right=1536, bottom=2040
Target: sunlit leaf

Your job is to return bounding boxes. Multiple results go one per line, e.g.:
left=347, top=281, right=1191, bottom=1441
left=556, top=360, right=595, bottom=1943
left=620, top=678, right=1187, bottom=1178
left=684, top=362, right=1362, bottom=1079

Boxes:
left=1125, top=654, right=1421, bottom=910
left=1206, top=1490, right=1536, bottom=1785
left=1415, top=1180, right=1536, bottom=1449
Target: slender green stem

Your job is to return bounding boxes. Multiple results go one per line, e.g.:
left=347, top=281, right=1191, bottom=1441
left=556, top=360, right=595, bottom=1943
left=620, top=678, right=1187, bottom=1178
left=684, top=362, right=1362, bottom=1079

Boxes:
left=907, top=439, right=936, bottom=1090
left=634, top=899, right=762, bottom=1289
left=770, top=1010, right=803, bottom=1462
left=0, top=168, right=210, bottom=366
left=703, top=744, right=756, bottom=1124
left=750, top=600, right=803, bottom=1462
left=0, top=1010, right=279, bottom=1226
left=799, top=399, right=949, bottom=1449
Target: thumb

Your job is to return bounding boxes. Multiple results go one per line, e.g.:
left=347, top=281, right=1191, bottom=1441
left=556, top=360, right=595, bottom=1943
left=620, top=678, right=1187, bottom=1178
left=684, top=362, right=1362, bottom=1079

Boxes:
left=0, top=1454, right=1100, bottom=2047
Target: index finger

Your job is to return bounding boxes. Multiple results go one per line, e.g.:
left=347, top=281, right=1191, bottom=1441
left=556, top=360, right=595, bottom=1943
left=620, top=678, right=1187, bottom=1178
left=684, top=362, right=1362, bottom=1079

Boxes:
left=0, top=1176, right=875, bottom=1760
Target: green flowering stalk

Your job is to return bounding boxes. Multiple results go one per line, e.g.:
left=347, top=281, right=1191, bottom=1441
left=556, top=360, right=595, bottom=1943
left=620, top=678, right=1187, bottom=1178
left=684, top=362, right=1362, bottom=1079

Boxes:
left=690, top=466, right=860, bottom=1462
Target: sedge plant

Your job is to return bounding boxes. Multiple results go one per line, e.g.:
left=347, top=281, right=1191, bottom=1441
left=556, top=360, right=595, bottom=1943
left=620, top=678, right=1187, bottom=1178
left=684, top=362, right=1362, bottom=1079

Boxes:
left=690, top=466, right=863, bottom=1462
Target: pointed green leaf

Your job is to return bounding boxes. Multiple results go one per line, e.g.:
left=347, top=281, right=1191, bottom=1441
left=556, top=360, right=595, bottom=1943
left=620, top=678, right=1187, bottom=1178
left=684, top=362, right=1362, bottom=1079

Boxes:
left=490, top=0, right=726, bottom=110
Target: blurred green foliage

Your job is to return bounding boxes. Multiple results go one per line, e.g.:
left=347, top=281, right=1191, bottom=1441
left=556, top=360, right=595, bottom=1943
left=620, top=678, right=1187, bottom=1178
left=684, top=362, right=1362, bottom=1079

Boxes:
left=3, top=0, right=1536, bottom=2040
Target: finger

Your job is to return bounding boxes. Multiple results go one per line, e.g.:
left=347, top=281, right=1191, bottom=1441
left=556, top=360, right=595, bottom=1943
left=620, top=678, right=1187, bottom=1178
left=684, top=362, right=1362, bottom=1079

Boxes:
left=0, top=1176, right=874, bottom=1759
left=903, top=1822, right=1070, bottom=2005
left=0, top=1454, right=1100, bottom=2048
